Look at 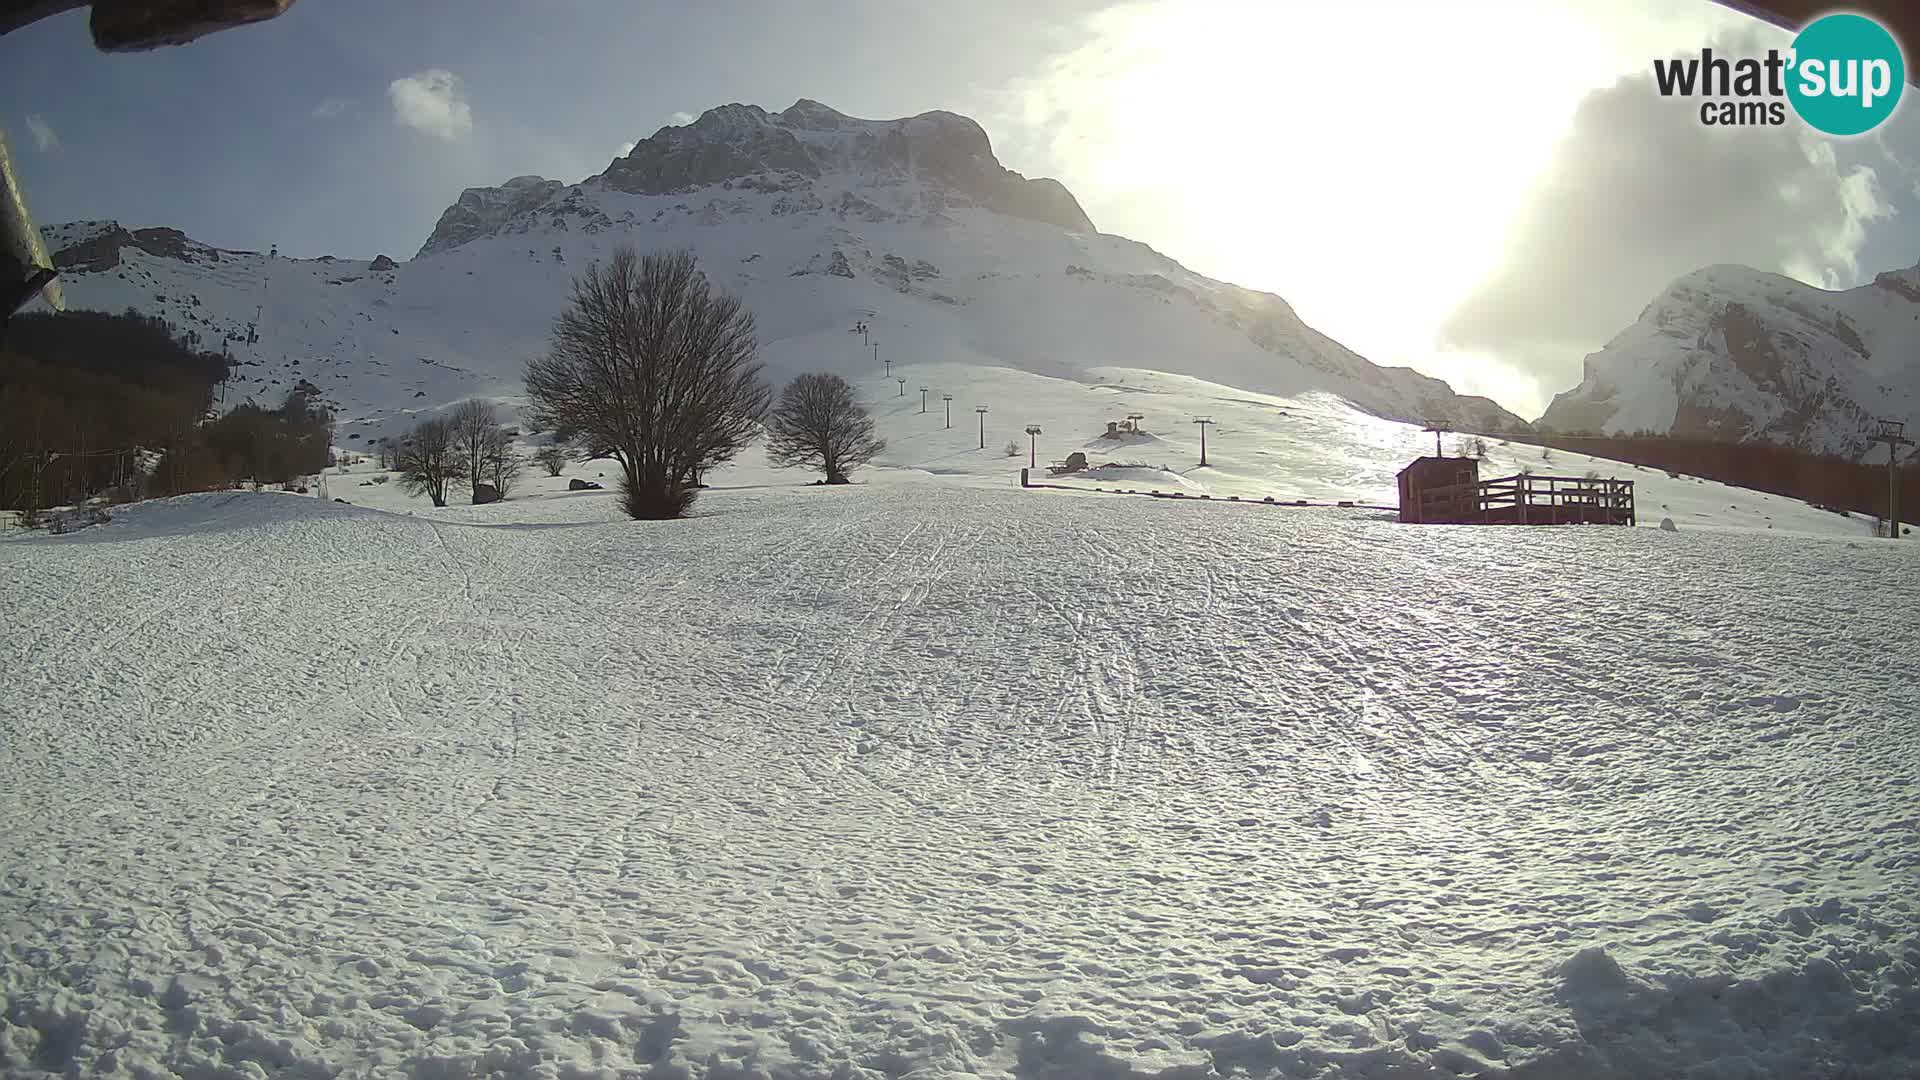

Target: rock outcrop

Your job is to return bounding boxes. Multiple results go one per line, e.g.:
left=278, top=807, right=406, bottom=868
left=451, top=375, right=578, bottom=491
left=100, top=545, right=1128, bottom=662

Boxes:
left=596, top=101, right=1094, bottom=235
left=416, top=176, right=565, bottom=258
left=1539, top=263, right=1920, bottom=454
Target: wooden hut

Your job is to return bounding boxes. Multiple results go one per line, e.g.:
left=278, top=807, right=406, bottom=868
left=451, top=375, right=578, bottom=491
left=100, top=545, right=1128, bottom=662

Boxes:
left=1397, top=456, right=1480, bottom=523
left=1397, top=455, right=1634, bottom=526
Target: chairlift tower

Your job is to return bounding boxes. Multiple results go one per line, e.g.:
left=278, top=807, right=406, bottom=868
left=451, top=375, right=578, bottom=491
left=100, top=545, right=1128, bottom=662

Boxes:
left=1422, top=421, right=1449, bottom=458
left=896, top=376, right=907, bottom=397
left=1126, top=412, right=1145, bottom=434
left=919, top=386, right=929, bottom=413
left=1870, top=419, right=1913, bottom=539
left=1192, top=416, right=1215, bottom=467
left=942, top=394, right=953, bottom=428
left=1025, top=424, right=1043, bottom=468
left=976, top=406, right=989, bottom=449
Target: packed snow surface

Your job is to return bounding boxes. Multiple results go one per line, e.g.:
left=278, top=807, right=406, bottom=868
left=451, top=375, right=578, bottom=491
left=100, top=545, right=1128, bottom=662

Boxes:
left=3, top=483, right=1918, bottom=1079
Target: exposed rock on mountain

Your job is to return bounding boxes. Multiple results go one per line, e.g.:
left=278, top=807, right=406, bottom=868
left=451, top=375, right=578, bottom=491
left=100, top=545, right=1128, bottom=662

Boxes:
left=417, top=176, right=566, bottom=258
left=592, top=100, right=1095, bottom=235
left=37, top=99, right=1525, bottom=437
left=1541, top=264, right=1920, bottom=456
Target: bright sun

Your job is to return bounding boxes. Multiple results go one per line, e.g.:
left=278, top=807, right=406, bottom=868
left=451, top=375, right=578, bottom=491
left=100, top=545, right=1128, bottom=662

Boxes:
left=996, top=0, right=1746, bottom=415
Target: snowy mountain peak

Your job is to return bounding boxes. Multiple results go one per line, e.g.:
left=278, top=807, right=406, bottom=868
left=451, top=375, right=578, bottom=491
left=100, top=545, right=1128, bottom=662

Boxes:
left=1541, top=262, right=1918, bottom=453
left=1871, top=264, right=1920, bottom=302
left=36, top=95, right=1528, bottom=441
left=416, top=176, right=567, bottom=258
left=46, top=219, right=245, bottom=274
left=410, top=99, right=1097, bottom=261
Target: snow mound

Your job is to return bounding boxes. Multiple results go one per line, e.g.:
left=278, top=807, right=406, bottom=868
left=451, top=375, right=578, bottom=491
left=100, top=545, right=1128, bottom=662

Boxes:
left=1076, top=463, right=1191, bottom=488
left=1518, top=942, right=1920, bottom=1078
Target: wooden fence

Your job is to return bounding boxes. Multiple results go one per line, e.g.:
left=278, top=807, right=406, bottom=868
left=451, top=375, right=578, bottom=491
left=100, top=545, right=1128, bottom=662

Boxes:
left=1417, top=473, right=1634, bottom=526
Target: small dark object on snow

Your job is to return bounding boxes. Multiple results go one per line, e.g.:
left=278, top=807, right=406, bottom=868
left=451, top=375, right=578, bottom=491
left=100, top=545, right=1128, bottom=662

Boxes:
left=568, top=478, right=603, bottom=490
left=333, top=498, right=347, bottom=503
left=1046, top=451, right=1089, bottom=475
left=291, top=485, right=307, bottom=494
left=473, top=482, right=502, bottom=505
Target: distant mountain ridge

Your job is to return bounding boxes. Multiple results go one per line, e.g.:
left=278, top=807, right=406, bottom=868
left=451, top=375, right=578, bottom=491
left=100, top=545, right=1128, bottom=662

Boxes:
left=418, top=101, right=1092, bottom=258
left=1541, top=262, right=1920, bottom=457
left=35, top=99, right=1526, bottom=438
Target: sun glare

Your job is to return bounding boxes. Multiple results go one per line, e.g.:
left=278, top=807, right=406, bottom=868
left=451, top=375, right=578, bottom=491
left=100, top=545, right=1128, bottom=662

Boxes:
left=1003, top=0, right=1716, bottom=414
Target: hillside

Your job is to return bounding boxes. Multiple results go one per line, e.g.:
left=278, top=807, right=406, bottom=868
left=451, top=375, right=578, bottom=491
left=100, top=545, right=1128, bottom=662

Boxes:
left=1540, top=263, right=1920, bottom=457
left=34, top=100, right=1524, bottom=448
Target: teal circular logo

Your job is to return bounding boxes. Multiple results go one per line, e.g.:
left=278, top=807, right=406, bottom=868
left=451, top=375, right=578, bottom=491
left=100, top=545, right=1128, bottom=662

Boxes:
left=1787, top=13, right=1905, bottom=136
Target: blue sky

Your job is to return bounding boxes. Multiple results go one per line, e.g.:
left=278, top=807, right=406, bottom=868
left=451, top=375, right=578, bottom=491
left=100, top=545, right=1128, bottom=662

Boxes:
left=6, top=0, right=1920, bottom=415
left=2, top=0, right=1107, bottom=259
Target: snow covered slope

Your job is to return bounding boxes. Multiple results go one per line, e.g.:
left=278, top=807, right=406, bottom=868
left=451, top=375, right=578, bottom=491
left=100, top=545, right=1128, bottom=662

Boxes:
left=3, top=486, right=1916, bottom=1079
left=1540, top=263, right=1920, bottom=455
left=34, top=99, right=1523, bottom=442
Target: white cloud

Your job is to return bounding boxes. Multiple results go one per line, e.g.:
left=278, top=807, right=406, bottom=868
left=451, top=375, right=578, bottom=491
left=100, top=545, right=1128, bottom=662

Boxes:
left=667, top=111, right=695, bottom=126
left=1440, top=43, right=1890, bottom=405
left=25, top=113, right=58, bottom=153
left=312, top=97, right=352, bottom=120
left=973, top=0, right=1794, bottom=418
left=388, top=69, right=473, bottom=140
left=616, top=141, right=636, bottom=157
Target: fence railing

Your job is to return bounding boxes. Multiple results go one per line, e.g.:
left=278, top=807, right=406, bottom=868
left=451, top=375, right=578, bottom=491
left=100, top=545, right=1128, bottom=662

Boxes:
left=1418, top=474, right=1634, bottom=525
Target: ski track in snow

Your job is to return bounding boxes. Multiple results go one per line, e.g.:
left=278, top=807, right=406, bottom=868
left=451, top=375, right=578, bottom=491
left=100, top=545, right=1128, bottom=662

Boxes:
left=2, top=488, right=1918, bottom=1079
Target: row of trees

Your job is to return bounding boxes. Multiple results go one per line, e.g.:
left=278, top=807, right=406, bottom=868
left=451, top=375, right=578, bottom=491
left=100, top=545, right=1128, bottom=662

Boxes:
left=390, top=247, right=885, bottom=520
left=157, top=384, right=332, bottom=494
left=392, top=399, right=523, bottom=507
left=8, top=248, right=888, bottom=522
left=1498, top=430, right=1916, bottom=528
left=0, top=309, right=328, bottom=515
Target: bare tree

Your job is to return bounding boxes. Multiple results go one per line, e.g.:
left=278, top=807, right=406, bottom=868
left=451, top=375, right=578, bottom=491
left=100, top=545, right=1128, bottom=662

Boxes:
left=525, top=248, right=769, bottom=519
left=483, top=428, right=523, bottom=498
left=449, top=398, right=502, bottom=502
left=393, top=417, right=464, bottom=507
left=764, top=372, right=885, bottom=484
left=533, top=444, right=571, bottom=477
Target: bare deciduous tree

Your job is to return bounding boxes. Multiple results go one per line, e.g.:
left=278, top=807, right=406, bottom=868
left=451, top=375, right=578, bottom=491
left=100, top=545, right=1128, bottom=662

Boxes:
left=533, top=444, right=571, bottom=477
left=525, top=248, right=769, bottom=519
left=394, top=417, right=464, bottom=507
left=483, top=429, right=523, bottom=498
left=449, top=399, right=503, bottom=502
left=764, top=372, right=885, bottom=484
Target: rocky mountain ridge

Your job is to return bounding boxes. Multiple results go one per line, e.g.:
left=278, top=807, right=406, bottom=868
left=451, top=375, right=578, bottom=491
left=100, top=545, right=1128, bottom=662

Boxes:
left=1541, top=263, right=1920, bottom=457
left=35, top=100, right=1525, bottom=439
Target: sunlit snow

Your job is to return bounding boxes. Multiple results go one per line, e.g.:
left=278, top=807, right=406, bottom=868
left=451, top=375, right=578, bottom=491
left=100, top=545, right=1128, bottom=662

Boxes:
left=3, top=459, right=1916, bottom=1077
